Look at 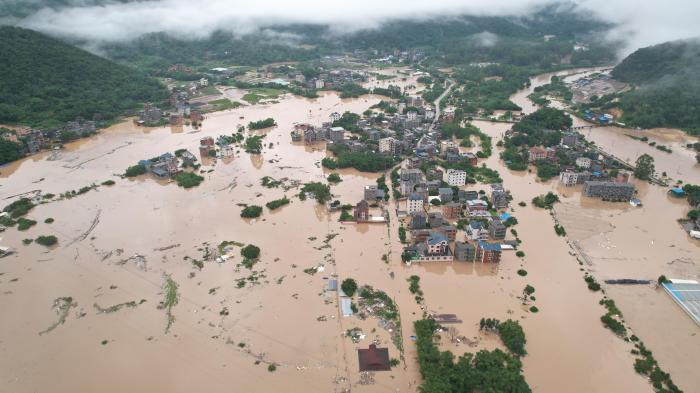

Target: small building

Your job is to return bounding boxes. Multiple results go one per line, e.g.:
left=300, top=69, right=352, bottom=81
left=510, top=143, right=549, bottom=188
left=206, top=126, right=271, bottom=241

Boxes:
left=466, top=221, right=489, bottom=241
left=576, top=157, right=592, bottom=169
left=528, top=146, right=547, bottom=162
left=466, top=199, right=488, bottom=214
left=462, top=152, right=478, bottom=166
left=330, top=112, right=342, bottom=122
left=454, top=241, right=476, bottom=262
left=459, top=190, right=479, bottom=202
left=329, top=126, right=345, bottom=143
left=442, top=202, right=461, bottom=219
left=354, top=200, right=370, bottom=221
left=438, top=187, right=454, bottom=203
left=358, top=344, right=391, bottom=372
left=410, top=212, right=428, bottom=230
left=364, top=185, right=385, bottom=201
left=379, top=137, right=399, bottom=155
left=476, top=241, right=502, bottom=263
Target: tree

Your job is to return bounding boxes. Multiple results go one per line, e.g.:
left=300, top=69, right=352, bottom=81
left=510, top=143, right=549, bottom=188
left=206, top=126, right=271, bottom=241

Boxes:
left=341, top=278, right=358, bottom=296
left=240, top=205, right=262, bottom=218
left=240, top=244, right=260, bottom=259
left=634, top=154, right=655, bottom=180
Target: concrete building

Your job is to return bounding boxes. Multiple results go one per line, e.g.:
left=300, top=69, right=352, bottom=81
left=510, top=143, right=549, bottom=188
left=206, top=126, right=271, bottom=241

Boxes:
left=560, top=170, right=581, bottom=186
left=489, top=218, right=506, bottom=240
left=561, top=132, right=579, bottom=147
left=330, top=112, right=342, bottom=122
left=329, top=127, right=345, bottom=143
left=315, top=79, right=325, bottom=89
left=466, top=221, right=489, bottom=241
left=442, top=202, right=461, bottom=219
left=443, top=169, right=467, bottom=186
left=490, top=184, right=508, bottom=209
left=407, top=193, right=425, bottom=214
left=583, top=181, right=635, bottom=200
left=364, top=185, right=385, bottom=201
left=528, top=146, right=547, bottom=162
left=379, top=137, right=399, bottom=155
left=410, top=212, right=428, bottom=229
left=466, top=199, right=488, bottom=214
left=438, top=188, right=454, bottom=203
left=476, top=241, right=502, bottom=263
left=354, top=200, right=370, bottom=221
left=576, top=157, right=592, bottom=169
left=454, top=241, right=476, bottom=262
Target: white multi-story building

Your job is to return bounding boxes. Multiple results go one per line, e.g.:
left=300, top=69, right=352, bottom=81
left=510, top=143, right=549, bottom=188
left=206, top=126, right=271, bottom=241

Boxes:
left=407, top=111, right=418, bottom=121
left=443, top=169, right=467, bottom=186
left=330, top=112, right=342, bottom=122
left=379, top=137, right=398, bottom=155
left=315, top=79, right=325, bottom=89
left=407, top=193, right=424, bottom=214
left=576, top=157, right=592, bottom=169
left=560, top=171, right=580, bottom=186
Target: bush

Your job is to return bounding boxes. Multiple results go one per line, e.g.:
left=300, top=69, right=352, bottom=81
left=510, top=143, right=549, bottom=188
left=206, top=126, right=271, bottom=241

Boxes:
left=124, top=164, right=147, bottom=177
left=3, top=198, right=34, bottom=218
left=241, top=205, right=263, bottom=218
left=35, top=235, right=58, bottom=246
left=241, top=244, right=260, bottom=259
left=174, top=172, right=204, bottom=188
left=101, top=180, right=115, bottom=186
left=517, top=269, right=528, bottom=276
left=515, top=251, right=525, bottom=258
left=44, top=218, right=54, bottom=224
left=529, top=306, right=539, bottom=313
left=327, top=173, right=342, bottom=183
left=248, top=118, right=276, bottom=130
left=341, top=278, right=358, bottom=296
left=266, top=197, right=290, bottom=210
left=17, top=218, right=37, bottom=231
left=300, top=182, right=331, bottom=204
left=267, top=363, right=277, bottom=372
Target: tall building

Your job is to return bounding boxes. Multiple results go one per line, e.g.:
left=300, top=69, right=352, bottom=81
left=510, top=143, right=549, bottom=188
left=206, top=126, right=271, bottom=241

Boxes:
left=407, top=193, right=424, bottom=214
left=379, top=137, right=399, bottom=155
left=443, top=169, right=467, bottom=186
left=583, top=181, right=635, bottom=200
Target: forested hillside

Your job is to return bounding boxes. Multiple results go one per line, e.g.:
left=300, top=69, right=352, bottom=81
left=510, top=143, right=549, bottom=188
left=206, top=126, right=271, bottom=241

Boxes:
left=612, top=39, right=700, bottom=135
left=0, top=26, right=168, bottom=128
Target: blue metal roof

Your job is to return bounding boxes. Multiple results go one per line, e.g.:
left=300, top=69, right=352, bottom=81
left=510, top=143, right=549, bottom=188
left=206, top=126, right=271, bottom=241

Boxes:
left=478, top=241, right=501, bottom=252
left=427, top=232, right=448, bottom=244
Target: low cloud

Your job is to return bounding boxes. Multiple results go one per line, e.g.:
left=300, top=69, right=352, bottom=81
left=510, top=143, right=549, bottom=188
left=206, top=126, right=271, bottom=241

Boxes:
left=9, top=0, right=700, bottom=53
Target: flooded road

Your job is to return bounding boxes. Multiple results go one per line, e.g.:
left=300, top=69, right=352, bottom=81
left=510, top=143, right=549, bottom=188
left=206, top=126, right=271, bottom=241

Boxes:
left=0, top=65, right=697, bottom=393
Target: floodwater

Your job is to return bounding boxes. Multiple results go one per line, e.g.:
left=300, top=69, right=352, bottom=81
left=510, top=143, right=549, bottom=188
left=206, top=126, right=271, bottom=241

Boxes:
left=0, top=65, right=696, bottom=393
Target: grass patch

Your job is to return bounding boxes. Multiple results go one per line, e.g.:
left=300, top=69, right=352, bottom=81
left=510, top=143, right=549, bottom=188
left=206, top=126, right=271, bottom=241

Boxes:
left=17, top=218, right=37, bottom=231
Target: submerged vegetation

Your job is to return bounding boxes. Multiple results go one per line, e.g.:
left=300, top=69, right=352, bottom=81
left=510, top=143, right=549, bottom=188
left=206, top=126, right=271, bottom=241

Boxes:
left=159, top=275, right=179, bottom=334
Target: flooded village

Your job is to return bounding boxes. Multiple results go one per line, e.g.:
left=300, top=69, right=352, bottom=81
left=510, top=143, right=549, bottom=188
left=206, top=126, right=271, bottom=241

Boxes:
left=1, top=58, right=699, bottom=393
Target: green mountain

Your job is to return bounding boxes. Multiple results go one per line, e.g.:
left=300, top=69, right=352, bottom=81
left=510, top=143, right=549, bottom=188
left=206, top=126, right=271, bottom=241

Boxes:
left=611, top=39, right=700, bottom=135
left=0, top=26, right=168, bottom=128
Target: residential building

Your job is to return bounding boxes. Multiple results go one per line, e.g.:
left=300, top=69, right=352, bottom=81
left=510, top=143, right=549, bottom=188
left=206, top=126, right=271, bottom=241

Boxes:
left=379, top=137, right=399, bottom=155
left=454, top=242, right=476, bottom=262
left=401, top=168, right=424, bottom=183
left=559, top=170, right=590, bottom=186
left=576, top=157, right=592, bottom=169
left=220, top=145, right=234, bottom=158
left=330, top=112, right=342, bottom=122
left=427, top=212, right=445, bottom=228
left=476, top=241, right=502, bottom=263
left=489, top=218, right=506, bottom=240
left=315, top=79, right=325, bottom=89
left=427, top=232, right=450, bottom=255
left=490, top=184, right=508, bottom=209
left=354, top=200, right=370, bottom=221
left=462, top=152, right=478, bottom=166
left=364, top=185, right=385, bottom=201
left=459, top=190, right=479, bottom=202
left=410, top=212, right=428, bottom=230
left=444, top=169, right=467, bottom=186
left=442, top=202, right=461, bottom=219
left=466, top=199, right=488, bottom=214
left=583, top=181, right=635, bottom=200
left=438, top=187, right=454, bottom=203
left=436, top=224, right=457, bottom=241
left=407, top=193, right=424, bottom=214
left=329, top=127, right=345, bottom=143
left=466, top=221, right=489, bottom=241
left=561, top=132, right=578, bottom=147
left=528, top=146, right=547, bottom=162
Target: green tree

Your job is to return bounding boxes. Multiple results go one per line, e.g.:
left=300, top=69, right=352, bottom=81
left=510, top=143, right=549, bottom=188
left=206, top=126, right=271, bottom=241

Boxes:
left=634, top=154, right=655, bottom=180
left=341, top=278, right=358, bottom=296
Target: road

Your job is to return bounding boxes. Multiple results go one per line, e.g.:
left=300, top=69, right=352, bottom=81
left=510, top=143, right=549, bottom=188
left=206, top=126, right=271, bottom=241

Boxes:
left=431, top=79, right=454, bottom=130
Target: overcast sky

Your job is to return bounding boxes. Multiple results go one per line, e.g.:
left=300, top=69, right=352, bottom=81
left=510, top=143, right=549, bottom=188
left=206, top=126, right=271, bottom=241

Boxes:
left=11, top=0, right=700, bottom=53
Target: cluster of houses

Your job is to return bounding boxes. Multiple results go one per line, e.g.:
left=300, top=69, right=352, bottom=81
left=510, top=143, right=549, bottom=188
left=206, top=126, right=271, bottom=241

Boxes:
left=520, top=130, right=637, bottom=201
left=398, top=161, right=514, bottom=264
left=0, top=117, right=97, bottom=156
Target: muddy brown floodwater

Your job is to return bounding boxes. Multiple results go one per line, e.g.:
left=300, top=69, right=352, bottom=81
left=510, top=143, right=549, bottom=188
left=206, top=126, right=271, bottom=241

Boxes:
left=0, top=66, right=697, bottom=393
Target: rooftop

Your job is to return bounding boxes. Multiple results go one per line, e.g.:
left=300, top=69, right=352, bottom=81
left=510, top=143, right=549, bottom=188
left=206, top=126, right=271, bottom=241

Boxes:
left=478, top=241, right=502, bottom=252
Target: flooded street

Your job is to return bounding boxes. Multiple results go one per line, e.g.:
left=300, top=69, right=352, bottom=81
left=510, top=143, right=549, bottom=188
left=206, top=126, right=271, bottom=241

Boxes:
left=0, top=66, right=697, bottom=393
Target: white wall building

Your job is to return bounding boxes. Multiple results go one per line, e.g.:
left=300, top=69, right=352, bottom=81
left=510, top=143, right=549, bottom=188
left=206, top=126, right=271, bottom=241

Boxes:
left=315, top=79, right=325, bottom=89
left=407, top=193, right=424, bottom=214
left=379, top=137, right=398, bottom=155
left=560, top=171, right=579, bottom=186
left=443, top=169, right=467, bottom=186
left=576, top=157, right=592, bottom=169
